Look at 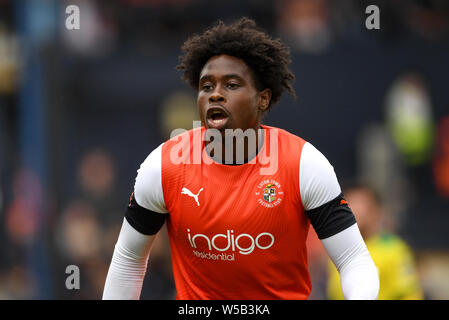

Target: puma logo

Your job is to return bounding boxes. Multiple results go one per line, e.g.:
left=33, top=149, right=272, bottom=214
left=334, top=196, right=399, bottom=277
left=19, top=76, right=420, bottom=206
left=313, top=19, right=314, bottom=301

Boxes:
left=181, top=187, right=204, bottom=207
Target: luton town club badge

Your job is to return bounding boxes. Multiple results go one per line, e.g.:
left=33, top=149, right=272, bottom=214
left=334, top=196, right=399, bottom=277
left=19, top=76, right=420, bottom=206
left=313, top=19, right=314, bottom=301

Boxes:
left=263, top=184, right=277, bottom=203
left=255, top=179, right=283, bottom=208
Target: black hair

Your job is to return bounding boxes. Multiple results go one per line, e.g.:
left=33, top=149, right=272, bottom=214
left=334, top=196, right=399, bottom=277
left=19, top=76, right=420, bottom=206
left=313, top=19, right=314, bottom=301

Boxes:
left=176, top=17, right=296, bottom=109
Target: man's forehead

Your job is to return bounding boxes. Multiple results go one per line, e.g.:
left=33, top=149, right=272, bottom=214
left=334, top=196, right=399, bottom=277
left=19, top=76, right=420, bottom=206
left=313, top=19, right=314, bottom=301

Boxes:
left=200, top=54, right=250, bottom=78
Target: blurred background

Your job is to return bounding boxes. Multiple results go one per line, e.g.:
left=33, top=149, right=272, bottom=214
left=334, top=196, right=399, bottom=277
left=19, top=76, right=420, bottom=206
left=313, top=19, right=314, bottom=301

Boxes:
left=0, top=0, right=448, bottom=299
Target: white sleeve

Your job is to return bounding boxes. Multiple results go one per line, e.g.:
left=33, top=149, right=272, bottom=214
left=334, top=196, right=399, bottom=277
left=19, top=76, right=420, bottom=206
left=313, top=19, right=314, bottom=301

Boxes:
left=102, top=218, right=156, bottom=300
left=134, top=143, right=168, bottom=213
left=300, top=142, right=341, bottom=211
left=321, top=224, right=379, bottom=300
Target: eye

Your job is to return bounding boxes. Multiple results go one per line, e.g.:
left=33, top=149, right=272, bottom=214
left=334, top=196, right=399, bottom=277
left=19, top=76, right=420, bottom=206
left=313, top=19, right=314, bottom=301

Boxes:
left=201, top=83, right=213, bottom=91
left=227, top=82, right=240, bottom=89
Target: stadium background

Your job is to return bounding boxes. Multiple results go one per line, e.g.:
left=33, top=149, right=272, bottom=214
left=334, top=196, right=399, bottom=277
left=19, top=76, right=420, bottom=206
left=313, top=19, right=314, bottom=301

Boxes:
left=0, top=0, right=448, bottom=299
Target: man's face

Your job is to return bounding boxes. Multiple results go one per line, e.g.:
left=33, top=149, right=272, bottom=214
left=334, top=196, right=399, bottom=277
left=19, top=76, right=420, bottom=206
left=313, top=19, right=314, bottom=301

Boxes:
left=345, top=189, right=381, bottom=237
left=197, top=54, right=266, bottom=132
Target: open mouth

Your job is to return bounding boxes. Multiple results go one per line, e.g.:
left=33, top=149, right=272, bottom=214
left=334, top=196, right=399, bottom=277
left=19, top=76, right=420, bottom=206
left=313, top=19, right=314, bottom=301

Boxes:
left=206, top=106, right=229, bottom=130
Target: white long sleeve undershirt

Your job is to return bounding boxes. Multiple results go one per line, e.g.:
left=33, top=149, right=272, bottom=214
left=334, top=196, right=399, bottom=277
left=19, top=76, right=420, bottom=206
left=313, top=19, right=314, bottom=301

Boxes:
left=102, top=218, right=155, bottom=300
left=321, top=223, right=379, bottom=300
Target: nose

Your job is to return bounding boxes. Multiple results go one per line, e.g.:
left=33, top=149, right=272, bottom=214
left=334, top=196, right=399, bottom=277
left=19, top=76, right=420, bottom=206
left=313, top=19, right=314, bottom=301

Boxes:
left=209, top=87, right=226, bottom=104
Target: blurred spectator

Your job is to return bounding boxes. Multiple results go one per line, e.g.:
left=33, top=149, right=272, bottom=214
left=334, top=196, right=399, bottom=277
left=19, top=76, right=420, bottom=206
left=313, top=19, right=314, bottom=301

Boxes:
left=78, top=148, right=115, bottom=198
left=433, top=116, right=449, bottom=198
left=61, top=0, right=116, bottom=57
left=0, top=22, right=20, bottom=94
left=76, top=147, right=122, bottom=227
left=5, top=167, right=44, bottom=246
left=326, top=183, right=424, bottom=300
left=159, top=90, right=198, bottom=138
left=276, top=0, right=333, bottom=53
left=385, top=71, right=435, bottom=167
left=405, top=0, right=449, bottom=42
left=2, top=167, right=46, bottom=299
left=54, top=199, right=107, bottom=299
left=0, top=264, right=37, bottom=299
left=417, top=251, right=449, bottom=299
left=51, top=148, right=123, bottom=299
left=356, top=123, right=413, bottom=235
left=56, top=200, right=102, bottom=262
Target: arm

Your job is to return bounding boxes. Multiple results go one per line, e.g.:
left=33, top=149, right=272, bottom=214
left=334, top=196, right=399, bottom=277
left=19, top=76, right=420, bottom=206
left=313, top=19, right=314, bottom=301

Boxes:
left=300, top=142, right=378, bottom=299
left=103, top=143, right=168, bottom=299
left=102, top=218, right=156, bottom=300
left=321, top=224, right=379, bottom=300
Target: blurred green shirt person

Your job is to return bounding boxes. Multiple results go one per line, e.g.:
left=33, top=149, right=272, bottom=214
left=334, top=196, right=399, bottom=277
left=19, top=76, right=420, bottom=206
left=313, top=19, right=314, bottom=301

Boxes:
left=326, top=184, right=424, bottom=300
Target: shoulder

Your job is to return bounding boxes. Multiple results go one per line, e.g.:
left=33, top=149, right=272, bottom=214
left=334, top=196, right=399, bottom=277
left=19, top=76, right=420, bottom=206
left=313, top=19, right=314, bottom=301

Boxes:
left=134, top=143, right=168, bottom=213
left=261, top=126, right=341, bottom=210
left=299, top=141, right=341, bottom=210
left=131, top=127, right=201, bottom=212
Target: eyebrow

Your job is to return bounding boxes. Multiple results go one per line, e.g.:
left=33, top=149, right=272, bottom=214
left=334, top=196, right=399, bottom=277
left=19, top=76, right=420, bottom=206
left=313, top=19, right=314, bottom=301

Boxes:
left=199, top=73, right=245, bottom=83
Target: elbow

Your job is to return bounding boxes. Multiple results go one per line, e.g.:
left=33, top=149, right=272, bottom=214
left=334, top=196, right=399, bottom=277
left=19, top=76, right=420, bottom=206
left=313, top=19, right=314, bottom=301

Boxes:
left=341, top=262, right=379, bottom=300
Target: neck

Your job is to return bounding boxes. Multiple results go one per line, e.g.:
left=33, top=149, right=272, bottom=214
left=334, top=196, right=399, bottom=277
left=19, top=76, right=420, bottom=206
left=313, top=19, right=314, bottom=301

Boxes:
left=205, top=125, right=265, bottom=165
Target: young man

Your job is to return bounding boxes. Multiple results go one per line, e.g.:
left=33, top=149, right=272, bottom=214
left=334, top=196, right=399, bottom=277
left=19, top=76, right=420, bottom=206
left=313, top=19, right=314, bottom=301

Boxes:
left=102, top=18, right=379, bottom=300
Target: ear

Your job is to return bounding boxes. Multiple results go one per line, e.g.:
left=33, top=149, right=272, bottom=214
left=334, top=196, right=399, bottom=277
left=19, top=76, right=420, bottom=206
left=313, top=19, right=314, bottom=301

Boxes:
left=258, top=88, right=272, bottom=112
